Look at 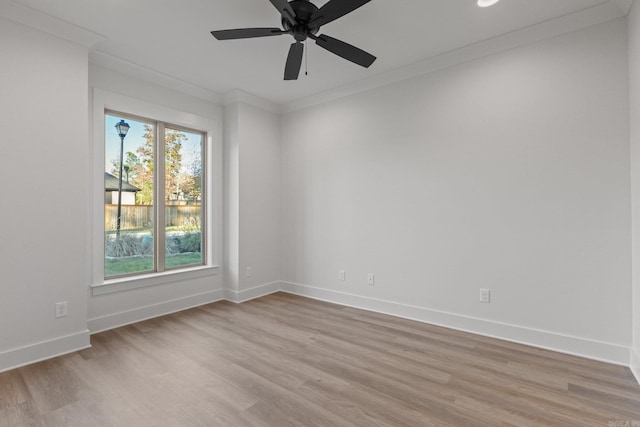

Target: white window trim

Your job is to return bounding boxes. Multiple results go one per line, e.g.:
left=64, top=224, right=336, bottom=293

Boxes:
left=91, top=88, right=222, bottom=295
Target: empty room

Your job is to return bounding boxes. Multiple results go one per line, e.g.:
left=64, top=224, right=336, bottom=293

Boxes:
left=1, top=0, right=640, bottom=425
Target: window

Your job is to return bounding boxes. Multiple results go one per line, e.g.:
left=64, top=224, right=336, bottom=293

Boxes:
left=92, top=89, right=220, bottom=295
left=104, top=111, right=206, bottom=279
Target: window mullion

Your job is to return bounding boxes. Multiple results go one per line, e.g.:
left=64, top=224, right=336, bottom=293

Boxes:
left=201, top=132, right=207, bottom=265
left=156, top=121, right=166, bottom=273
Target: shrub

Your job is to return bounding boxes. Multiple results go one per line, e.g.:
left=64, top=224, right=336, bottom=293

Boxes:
left=105, top=232, right=152, bottom=258
left=165, top=236, right=181, bottom=255
left=180, top=231, right=201, bottom=253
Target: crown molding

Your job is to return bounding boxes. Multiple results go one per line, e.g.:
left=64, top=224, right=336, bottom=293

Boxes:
left=87, top=54, right=281, bottom=112
left=0, top=1, right=104, bottom=48
left=282, top=1, right=626, bottom=113
left=89, top=51, right=223, bottom=105
left=223, top=89, right=281, bottom=114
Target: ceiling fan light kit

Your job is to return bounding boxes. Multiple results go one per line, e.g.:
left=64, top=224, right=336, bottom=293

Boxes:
left=477, top=0, right=500, bottom=7
left=211, top=0, right=376, bottom=80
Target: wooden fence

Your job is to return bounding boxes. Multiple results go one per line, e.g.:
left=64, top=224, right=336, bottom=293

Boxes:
left=105, top=205, right=201, bottom=231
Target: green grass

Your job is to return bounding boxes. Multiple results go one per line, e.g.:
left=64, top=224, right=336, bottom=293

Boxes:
left=105, top=253, right=202, bottom=277
left=166, top=253, right=202, bottom=268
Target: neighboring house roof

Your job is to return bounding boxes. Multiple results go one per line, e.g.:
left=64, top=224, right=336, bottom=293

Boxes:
left=105, top=172, right=140, bottom=192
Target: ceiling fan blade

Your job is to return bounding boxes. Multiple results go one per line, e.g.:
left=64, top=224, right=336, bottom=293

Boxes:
left=284, top=42, right=304, bottom=80
left=309, top=0, right=371, bottom=28
left=268, top=0, right=297, bottom=26
left=211, top=28, right=285, bottom=40
left=312, top=34, right=376, bottom=68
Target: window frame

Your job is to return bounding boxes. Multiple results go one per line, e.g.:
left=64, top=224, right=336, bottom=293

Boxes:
left=104, top=110, right=208, bottom=278
left=159, top=121, right=208, bottom=274
left=92, top=89, right=221, bottom=295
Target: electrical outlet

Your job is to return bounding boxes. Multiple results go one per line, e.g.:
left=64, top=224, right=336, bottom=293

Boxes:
left=480, top=289, right=491, bottom=303
left=55, top=301, right=68, bottom=318
left=246, top=266, right=253, bottom=278
left=367, top=273, right=375, bottom=286
left=339, top=270, right=346, bottom=281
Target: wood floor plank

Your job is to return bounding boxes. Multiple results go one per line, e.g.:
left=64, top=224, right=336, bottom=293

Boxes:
left=0, top=370, right=32, bottom=410
left=0, top=401, right=44, bottom=427
left=0, top=293, right=639, bottom=426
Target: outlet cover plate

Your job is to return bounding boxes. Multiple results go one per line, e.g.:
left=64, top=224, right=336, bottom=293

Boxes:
left=480, top=289, right=491, bottom=303
left=55, top=301, right=68, bottom=318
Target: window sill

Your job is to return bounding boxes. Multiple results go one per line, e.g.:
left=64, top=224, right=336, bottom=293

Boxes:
left=91, top=265, right=220, bottom=296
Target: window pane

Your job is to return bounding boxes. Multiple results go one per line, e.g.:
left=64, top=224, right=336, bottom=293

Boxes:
left=104, top=114, right=155, bottom=277
left=165, top=127, right=203, bottom=269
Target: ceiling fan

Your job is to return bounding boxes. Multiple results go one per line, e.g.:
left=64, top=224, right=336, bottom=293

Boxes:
left=210, top=0, right=376, bottom=80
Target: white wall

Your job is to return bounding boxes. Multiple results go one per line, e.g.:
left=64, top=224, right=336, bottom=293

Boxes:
left=224, top=101, right=282, bottom=302
left=0, top=18, right=90, bottom=371
left=87, top=65, right=225, bottom=332
left=238, top=104, right=281, bottom=294
left=281, top=19, right=632, bottom=364
left=224, top=103, right=241, bottom=295
left=629, top=0, right=640, bottom=381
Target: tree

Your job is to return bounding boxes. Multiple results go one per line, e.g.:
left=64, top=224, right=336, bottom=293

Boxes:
left=111, top=151, right=141, bottom=182
left=164, top=128, right=185, bottom=201
left=109, top=125, right=188, bottom=205
left=132, top=125, right=155, bottom=205
left=181, top=145, right=202, bottom=202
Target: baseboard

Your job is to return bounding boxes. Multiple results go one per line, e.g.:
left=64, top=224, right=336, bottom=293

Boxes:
left=88, top=289, right=224, bottom=334
left=5, top=283, right=634, bottom=378
left=0, top=329, right=91, bottom=374
left=224, top=281, right=281, bottom=303
left=88, top=281, right=280, bottom=333
left=631, top=348, right=640, bottom=385
left=280, top=281, right=630, bottom=366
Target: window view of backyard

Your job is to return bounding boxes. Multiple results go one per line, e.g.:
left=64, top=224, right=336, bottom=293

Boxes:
left=105, top=113, right=204, bottom=278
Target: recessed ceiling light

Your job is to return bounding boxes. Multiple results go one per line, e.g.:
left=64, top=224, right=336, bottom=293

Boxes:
left=478, top=0, right=500, bottom=7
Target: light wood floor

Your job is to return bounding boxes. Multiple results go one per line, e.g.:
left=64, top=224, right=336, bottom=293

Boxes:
left=1, top=293, right=639, bottom=426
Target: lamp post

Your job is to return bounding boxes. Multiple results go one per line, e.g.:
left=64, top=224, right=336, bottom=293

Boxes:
left=115, top=119, right=130, bottom=240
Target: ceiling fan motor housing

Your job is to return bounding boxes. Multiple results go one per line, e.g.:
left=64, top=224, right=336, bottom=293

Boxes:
left=283, top=0, right=320, bottom=41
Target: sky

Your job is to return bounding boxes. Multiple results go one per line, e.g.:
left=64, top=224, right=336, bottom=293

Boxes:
left=105, top=114, right=202, bottom=175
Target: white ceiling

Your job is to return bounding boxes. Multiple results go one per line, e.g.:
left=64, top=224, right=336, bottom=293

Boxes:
left=7, top=0, right=632, bottom=105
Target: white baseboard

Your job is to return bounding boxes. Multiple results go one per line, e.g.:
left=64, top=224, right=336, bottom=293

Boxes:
left=0, top=329, right=91, bottom=374
left=281, top=281, right=630, bottom=366
left=88, top=289, right=224, bottom=334
left=631, top=348, right=640, bottom=385
left=4, top=282, right=635, bottom=380
left=224, top=281, right=281, bottom=303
